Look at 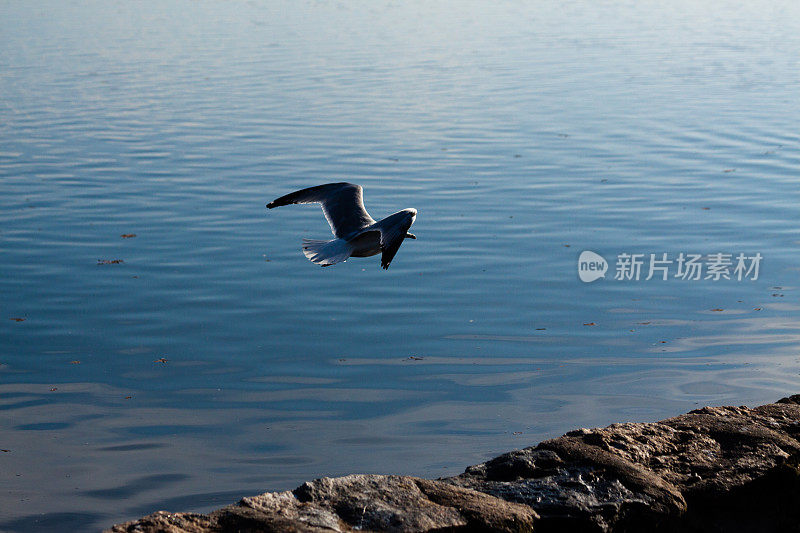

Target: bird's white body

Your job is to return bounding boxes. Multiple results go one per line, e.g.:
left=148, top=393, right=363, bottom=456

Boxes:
left=267, top=183, right=416, bottom=269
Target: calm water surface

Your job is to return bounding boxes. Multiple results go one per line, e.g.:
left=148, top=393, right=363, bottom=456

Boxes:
left=2, top=1, right=800, bottom=530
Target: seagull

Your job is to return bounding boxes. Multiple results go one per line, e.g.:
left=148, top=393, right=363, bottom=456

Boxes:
left=267, top=182, right=417, bottom=269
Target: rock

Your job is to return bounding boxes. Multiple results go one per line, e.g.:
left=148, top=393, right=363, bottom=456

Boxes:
left=108, top=395, right=800, bottom=532
left=108, top=476, right=536, bottom=533
left=449, top=396, right=800, bottom=532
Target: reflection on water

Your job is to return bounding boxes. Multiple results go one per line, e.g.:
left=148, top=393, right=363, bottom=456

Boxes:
left=2, top=0, right=800, bottom=530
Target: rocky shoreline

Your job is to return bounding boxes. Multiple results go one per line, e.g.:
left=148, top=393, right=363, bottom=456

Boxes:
left=108, top=395, right=800, bottom=532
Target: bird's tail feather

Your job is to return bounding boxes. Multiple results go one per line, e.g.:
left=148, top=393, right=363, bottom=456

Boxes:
left=302, top=238, right=352, bottom=266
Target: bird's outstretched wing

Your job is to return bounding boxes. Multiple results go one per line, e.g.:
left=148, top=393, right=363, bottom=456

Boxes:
left=379, top=211, right=415, bottom=270
left=267, top=183, right=375, bottom=239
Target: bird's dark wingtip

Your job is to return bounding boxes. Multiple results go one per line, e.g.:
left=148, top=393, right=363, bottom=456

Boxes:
left=266, top=202, right=275, bottom=209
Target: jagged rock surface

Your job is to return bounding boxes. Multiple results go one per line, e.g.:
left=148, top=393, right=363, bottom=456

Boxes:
left=108, top=395, right=800, bottom=532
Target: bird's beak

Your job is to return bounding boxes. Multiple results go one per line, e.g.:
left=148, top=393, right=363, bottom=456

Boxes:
left=405, top=233, right=416, bottom=239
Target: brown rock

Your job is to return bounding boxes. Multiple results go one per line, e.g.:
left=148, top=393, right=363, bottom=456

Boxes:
left=293, top=474, right=467, bottom=530
left=108, top=396, right=800, bottom=533
left=107, top=511, right=214, bottom=533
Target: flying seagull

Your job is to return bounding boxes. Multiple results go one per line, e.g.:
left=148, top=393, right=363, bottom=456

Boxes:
left=266, top=182, right=417, bottom=269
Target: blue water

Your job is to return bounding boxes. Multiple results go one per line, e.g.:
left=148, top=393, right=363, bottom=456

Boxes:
left=2, top=1, right=799, bottom=530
